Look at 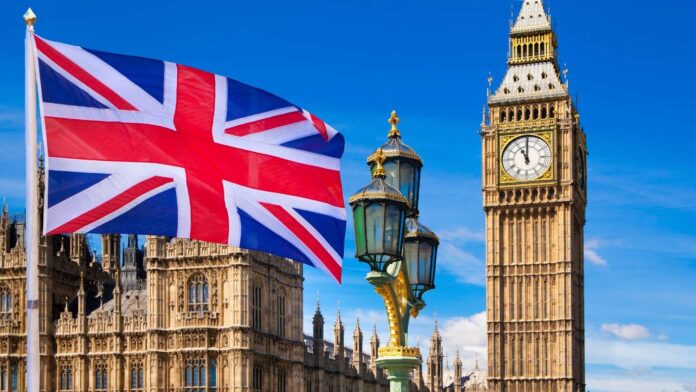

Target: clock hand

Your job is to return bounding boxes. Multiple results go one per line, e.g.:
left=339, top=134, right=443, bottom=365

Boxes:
left=525, top=137, right=530, bottom=164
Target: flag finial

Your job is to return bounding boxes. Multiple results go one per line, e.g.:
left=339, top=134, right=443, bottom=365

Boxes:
left=23, top=8, right=36, bottom=27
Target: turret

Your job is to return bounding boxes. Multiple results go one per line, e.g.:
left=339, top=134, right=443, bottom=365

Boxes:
left=352, top=318, right=363, bottom=373
left=333, top=304, right=344, bottom=358
left=312, top=299, right=324, bottom=356
left=101, top=234, right=121, bottom=275
left=70, top=233, right=88, bottom=264
left=454, top=349, right=463, bottom=391
left=370, top=324, right=380, bottom=374
left=426, top=320, right=443, bottom=392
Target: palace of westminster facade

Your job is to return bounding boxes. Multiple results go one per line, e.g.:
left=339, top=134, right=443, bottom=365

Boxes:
left=0, top=200, right=485, bottom=392
left=0, top=0, right=585, bottom=391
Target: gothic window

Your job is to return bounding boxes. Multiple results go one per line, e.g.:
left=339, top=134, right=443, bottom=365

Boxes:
left=60, top=363, right=73, bottom=391
left=527, top=73, right=533, bottom=81
left=95, top=361, right=108, bottom=391
left=548, top=83, right=555, bottom=90
left=188, top=274, right=209, bottom=312
left=251, top=282, right=262, bottom=330
left=0, top=363, right=5, bottom=391
left=500, top=110, right=506, bottom=122
left=541, top=107, right=547, bottom=119
left=518, top=87, right=525, bottom=94
left=252, top=364, right=263, bottom=391
left=130, top=361, right=144, bottom=391
left=503, top=88, right=510, bottom=94
left=0, top=286, right=13, bottom=319
left=549, top=106, right=555, bottom=118
left=185, top=357, right=213, bottom=392
left=541, top=71, right=548, bottom=79
left=512, top=75, right=519, bottom=82
left=540, top=42, right=546, bottom=56
left=533, top=107, right=539, bottom=119
left=534, top=43, right=539, bottom=56
left=516, top=45, right=521, bottom=58
left=533, top=85, right=541, bottom=93
left=523, top=45, right=527, bottom=57
left=278, top=370, right=287, bottom=392
left=277, top=292, right=286, bottom=338
left=516, top=109, right=522, bottom=121
left=524, top=108, right=530, bottom=120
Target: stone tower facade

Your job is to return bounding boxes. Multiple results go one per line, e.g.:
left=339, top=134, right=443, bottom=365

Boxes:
left=482, top=1, right=587, bottom=391
left=426, top=322, right=444, bottom=392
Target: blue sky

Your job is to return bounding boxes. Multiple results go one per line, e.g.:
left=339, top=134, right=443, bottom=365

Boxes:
left=1, top=1, right=695, bottom=391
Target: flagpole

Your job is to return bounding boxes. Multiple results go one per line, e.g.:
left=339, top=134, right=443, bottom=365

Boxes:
left=23, top=8, right=40, bottom=392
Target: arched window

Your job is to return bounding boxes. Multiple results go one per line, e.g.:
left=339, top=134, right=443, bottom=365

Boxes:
left=130, top=361, right=143, bottom=391
left=95, top=361, right=108, bottom=391
left=541, top=107, right=548, bottom=119
left=534, top=43, right=539, bottom=56
left=277, top=292, right=286, bottom=338
left=534, top=85, right=541, bottom=92
left=251, top=282, right=262, bottom=330
left=253, top=364, right=263, bottom=391
left=500, top=111, right=506, bottom=122
left=540, top=42, right=546, bottom=56
left=188, top=274, right=209, bottom=312
left=278, top=370, right=287, bottom=392
left=516, top=109, right=523, bottom=121
left=550, top=106, right=556, bottom=118
left=0, top=287, right=12, bottom=319
left=508, top=109, right=514, bottom=122
left=523, top=45, right=527, bottom=58
left=187, top=357, right=218, bottom=390
left=518, top=87, right=524, bottom=93
left=525, top=108, right=531, bottom=120
left=60, top=363, right=72, bottom=391
left=517, top=45, right=521, bottom=58
left=533, top=107, right=539, bottom=119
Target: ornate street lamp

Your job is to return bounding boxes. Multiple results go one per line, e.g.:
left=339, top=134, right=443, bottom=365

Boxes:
left=349, top=111, right=439, bottom=392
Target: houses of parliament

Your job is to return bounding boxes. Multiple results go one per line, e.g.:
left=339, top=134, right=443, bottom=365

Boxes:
left=0, top=196, right=485, bottom=391
left=0, top=0, right=585, bottom=391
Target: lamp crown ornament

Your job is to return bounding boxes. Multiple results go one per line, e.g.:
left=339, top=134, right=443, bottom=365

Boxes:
left=372, top=148, right=386, bottom=178
left=388, top=110, right=401, bottom=138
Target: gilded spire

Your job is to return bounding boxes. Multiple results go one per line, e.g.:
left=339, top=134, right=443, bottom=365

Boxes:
left=387, top=110, right=401, bottom=138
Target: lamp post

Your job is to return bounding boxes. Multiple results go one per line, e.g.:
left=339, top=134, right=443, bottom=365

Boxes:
left=349, top=111, right=439, bottom=392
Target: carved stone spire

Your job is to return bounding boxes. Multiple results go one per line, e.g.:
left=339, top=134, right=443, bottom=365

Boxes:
left=333, top=302, right=344, bottom=358
left=352, top=317, right=363, bottom=373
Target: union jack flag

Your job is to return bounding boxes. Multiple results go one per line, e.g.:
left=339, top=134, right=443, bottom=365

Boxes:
left=32, top=35, right=345, bottom=282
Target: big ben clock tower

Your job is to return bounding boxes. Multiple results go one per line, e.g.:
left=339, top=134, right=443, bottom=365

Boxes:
left=482, top=1, right=587, bottom=391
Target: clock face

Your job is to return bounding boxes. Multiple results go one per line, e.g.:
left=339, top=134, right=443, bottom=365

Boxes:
left=502, top=135, right=552, bottom=181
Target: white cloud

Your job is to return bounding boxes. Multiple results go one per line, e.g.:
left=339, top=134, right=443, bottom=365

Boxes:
left=588, top=376, right=694, bottom=392
left=438, top=311, right=487, bottom=371
left=438, top=241, right=485, bottom=285
left=587, top=338, right=696, bottom=369
left=439, top=227, right=485, bottom=243
left=601, top=323, right=651, bottom=341
left=585, top=238, right=609, bottom=266
left=436, top=226, right=486, bottom=286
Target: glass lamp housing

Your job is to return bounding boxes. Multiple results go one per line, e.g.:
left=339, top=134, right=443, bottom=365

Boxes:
left=403, top=217, right=439, bottom=299
left=349, top=174, right=408, bottom=273
left=368, top=134, right=423, bottom=216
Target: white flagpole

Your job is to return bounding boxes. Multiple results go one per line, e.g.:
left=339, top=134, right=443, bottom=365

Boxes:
left=23, top=8, right=40, bottom=392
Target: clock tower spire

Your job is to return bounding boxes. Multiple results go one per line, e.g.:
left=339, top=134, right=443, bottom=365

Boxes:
left=482, top=1, right=587, bottom=391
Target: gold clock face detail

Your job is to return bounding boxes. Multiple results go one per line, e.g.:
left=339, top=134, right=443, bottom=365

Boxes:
left=502, top=135, right=552, bottom=181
